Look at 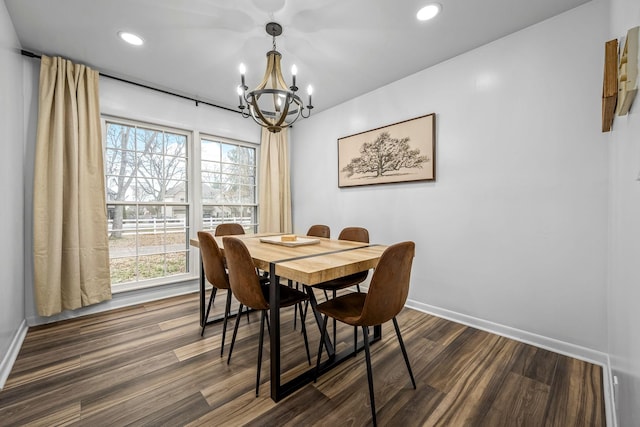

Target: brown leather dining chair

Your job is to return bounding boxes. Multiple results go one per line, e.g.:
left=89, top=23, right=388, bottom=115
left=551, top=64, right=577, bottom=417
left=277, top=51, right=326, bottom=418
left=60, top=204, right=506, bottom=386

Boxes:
left=314, top=226, right=369, bottom=344
left=214, top=221, right=267, bottom=281
left=315, top=227, right=368, bottom=297
left=306, top=224, right=330, bottom=238
left=214, top=222, right=245, bottom=237
left=197, top=231, right=234, bottom=356
left=224, top=236, right=312, bottom=396
left=314, top=241, right=417, bottom=427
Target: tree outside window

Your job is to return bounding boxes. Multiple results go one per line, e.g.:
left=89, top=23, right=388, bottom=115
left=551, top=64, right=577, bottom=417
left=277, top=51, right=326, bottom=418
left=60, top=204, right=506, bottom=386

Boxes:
left=104, top=121, right=189, bottom=285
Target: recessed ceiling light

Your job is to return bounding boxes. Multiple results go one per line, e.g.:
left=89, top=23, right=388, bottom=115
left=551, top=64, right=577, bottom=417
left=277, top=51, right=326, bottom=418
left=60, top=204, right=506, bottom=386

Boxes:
left=118, top=31, right=144, bottom=46
left=417, top=3, right=441, bottom=21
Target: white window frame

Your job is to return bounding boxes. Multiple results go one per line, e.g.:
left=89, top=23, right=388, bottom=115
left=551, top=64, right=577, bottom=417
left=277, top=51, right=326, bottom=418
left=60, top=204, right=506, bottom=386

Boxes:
left=198, top=134, right=260, bottom=235
left=102, top=116, right=196, bottom=292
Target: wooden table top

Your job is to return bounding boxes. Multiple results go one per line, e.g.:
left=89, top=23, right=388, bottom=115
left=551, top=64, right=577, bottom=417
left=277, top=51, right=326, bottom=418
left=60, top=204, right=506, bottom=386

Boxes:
left=191, top=232, right=387, bottom=285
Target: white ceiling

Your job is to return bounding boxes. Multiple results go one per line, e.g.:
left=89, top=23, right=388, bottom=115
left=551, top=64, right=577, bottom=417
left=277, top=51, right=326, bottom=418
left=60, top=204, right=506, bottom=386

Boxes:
left=5, top=0, right=591, bottom=113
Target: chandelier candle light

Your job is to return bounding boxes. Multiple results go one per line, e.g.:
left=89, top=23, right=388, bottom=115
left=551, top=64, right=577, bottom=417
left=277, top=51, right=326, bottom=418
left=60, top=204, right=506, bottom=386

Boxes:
left=237, top=22, right=313, bottom=133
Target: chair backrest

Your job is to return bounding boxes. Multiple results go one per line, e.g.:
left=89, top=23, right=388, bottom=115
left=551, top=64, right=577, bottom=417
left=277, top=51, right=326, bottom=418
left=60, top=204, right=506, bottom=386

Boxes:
left=338, top=227, right=370, bottom=282
left=223, top=237, right=269, bottom=310
left=338, top=227, right=369, bottom=243
left=214, top=223, right=245, bottom=236
left=197, top=231, right=230, bottom=290
left=357, top=241, right=415, bottom=326
left=307, top=224, right=330, bottom=238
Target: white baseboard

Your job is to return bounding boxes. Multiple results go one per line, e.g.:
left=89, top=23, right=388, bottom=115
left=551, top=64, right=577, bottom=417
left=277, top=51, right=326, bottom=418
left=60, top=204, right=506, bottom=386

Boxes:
left=0, top=319, right=28, bottom=390
left=603, top=355, right=618, bottom=427
left=405, top=299, right=608, bottom=364
left=404, top=298, right=616, bottom=426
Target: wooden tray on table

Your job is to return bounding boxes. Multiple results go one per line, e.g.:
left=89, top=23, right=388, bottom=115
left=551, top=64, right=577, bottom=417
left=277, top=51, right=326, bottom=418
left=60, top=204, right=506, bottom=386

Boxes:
left=259, top=235, right=320, bottom=247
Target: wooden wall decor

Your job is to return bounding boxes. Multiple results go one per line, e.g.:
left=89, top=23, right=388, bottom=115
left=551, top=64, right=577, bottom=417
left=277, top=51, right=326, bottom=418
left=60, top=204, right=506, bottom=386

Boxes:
left=602, top=39, right=618, bottom=132
left=617, top=26, right=639, bottom=116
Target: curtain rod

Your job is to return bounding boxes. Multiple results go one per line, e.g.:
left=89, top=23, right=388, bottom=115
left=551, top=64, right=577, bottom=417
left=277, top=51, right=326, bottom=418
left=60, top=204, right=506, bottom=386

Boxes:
left=20, top=49, right=240, bottom=114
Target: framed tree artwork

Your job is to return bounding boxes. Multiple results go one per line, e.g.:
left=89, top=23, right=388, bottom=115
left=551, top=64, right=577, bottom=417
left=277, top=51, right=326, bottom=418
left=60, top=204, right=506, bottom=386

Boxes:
left=338, top=113, right=436, bottom=187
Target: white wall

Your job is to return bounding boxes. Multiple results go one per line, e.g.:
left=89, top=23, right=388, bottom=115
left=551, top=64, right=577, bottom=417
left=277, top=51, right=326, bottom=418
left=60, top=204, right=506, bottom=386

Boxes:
left=291, top=1, right=609, bottom=355
left=608, top=0, right=640, bottom=424
left=99, top=79, right=259, bottom=144
left=9, top=1, right=636, bottom=422
left=21, top=59, right=261, bottom=324
left=0, top=0, right=26, bottom=386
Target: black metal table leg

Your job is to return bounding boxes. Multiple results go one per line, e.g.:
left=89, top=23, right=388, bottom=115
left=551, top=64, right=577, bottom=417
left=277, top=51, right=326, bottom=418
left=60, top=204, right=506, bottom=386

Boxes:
left=269, top=263, right=282, bottom=401
left=304, top=285, right=335, bottom=356
left=268, top=281, right=381, bottom=402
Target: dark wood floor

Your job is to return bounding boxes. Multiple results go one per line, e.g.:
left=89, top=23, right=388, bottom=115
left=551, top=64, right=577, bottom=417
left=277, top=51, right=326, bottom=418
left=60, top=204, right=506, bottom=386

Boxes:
left=0, top=290, right=606, bottom=426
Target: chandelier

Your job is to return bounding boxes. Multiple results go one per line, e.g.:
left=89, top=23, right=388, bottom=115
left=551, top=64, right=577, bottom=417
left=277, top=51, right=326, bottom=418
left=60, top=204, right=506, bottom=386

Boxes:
left=237, top=22, right=313, bottom=133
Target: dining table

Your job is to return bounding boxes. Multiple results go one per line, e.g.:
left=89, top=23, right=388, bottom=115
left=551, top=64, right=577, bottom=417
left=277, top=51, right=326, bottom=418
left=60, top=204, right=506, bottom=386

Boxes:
left=190, top=232, right=388, bottom=402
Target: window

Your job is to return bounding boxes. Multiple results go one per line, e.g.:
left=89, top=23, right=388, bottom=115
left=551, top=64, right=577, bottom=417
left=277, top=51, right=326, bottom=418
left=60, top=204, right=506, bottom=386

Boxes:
left=201, top=137, right=258, bottom=234
left=104, top=119, right=190, bottom=287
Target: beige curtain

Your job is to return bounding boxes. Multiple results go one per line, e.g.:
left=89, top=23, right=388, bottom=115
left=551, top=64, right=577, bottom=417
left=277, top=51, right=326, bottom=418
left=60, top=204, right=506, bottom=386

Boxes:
left=258, top=128, right=292, bottom=233
left=33, top=55, right=112, bottom=316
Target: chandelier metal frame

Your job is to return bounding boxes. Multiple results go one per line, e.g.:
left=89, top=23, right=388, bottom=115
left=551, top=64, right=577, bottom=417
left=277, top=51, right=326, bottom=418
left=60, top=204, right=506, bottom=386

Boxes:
left=237, top=22, right=313, bottom=133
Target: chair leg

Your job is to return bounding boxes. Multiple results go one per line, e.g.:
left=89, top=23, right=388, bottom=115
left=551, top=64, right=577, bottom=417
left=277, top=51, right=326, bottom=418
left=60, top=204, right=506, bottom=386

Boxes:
left=256, top=310, right=266, bottom=397
left=332, top=290, right=337, bottom=346
left=362, top=325, right=377, bottom=427
left=227, top=303, right=244, bottom=365
left=302, top=287, right=312, bottom=334
left=266, top=311, right=271, bottom=336
left=356, top=284, right=361, bottom=293
left=303, top=300, right=309, bottom=326
left=314, top=314, right=329, bottom=382
left=299, top=303, right=311, bottom=365
left=300, top=299, right=308, bottom=325
left=294, top=281, right=307, bottom=331
left=220, top=290, right=232, bottom=357
left=392, top=317, right=416, bottom=389
left=201, top=287, right=217, bottom=337
left=353, top=326, right=358, bottom=357
left=293, top=299, right=298, bottom=330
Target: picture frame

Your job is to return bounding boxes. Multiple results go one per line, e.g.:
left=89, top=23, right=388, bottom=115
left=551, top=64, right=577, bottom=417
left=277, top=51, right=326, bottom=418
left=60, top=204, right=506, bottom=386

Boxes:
left=338, top=113, right=436, bottom=187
